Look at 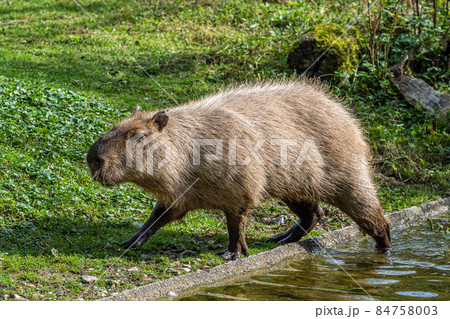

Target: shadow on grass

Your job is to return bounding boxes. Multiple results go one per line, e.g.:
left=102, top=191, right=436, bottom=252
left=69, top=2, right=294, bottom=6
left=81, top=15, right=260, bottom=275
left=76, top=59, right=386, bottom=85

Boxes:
left=0, top=214, right=271, bottom=261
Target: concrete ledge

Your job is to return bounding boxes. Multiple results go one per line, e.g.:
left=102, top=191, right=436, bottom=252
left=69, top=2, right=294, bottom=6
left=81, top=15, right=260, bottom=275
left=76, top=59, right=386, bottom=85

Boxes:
left=102, top=197, right=449, bottom=301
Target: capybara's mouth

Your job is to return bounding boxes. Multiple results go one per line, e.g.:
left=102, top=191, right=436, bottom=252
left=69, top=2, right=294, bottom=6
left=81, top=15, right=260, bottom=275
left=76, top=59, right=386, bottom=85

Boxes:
left=96, top=178, right=116, bottom=188
left=100, top=180, right=116, bottom=187
left=90, top=170, right=116, bottom=187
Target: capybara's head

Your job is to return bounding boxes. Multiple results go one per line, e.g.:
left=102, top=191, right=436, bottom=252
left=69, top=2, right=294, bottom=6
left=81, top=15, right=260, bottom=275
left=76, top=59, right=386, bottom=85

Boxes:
left=86, top=106, right=169, bottom=186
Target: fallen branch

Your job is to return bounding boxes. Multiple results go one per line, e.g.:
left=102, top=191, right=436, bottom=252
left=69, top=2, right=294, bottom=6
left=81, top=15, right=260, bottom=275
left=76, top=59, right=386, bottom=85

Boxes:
left=388, top=45, right=450, bottom=115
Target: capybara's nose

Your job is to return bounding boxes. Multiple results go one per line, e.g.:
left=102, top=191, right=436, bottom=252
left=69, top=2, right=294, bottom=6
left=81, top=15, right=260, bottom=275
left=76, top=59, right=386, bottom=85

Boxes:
left=92, top=157, right=104, bottom=167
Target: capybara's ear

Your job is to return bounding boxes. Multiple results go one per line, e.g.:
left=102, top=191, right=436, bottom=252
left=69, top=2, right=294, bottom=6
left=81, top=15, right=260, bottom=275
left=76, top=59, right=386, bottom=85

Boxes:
left=132, top=105, right=141, bottom=115
left=150, top=111, right=169, bottom=131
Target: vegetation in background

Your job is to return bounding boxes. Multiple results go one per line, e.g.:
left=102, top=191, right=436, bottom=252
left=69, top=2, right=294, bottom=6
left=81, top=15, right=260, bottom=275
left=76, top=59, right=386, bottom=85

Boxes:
left=0, top=0, right=448, bottom=300
left=332, top=0, right=449, bottom=207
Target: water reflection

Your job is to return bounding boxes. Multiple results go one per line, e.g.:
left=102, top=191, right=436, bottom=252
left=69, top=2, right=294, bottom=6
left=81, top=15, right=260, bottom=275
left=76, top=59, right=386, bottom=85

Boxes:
left=395, top=291, right=439, bottom=298
left=366, top=279, right=399, bottom=285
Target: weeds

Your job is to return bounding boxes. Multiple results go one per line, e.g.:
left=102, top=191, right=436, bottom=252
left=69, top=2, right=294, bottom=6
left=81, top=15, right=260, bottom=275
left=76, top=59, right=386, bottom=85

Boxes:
left=0, top=0, right=448, bottom=300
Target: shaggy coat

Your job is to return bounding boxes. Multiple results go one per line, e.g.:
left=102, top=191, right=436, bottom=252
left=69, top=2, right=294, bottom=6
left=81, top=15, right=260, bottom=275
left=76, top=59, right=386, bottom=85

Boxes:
left=87, top=80, right=391, bottom=259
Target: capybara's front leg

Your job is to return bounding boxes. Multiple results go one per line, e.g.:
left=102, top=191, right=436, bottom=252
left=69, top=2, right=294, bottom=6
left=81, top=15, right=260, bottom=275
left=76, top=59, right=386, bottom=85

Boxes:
left=121, top=201, right=187, bottom=249
left=218, top=210, right=250, bottom=261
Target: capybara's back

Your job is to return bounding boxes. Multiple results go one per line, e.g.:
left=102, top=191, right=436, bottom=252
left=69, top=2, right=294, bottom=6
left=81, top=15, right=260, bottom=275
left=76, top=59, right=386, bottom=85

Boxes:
left=87, top=79, right=392, bottom=260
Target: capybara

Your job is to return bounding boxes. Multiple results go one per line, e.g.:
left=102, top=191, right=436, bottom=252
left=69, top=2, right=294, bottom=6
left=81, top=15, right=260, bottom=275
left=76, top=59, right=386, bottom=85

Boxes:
left=87, top=79, right=391, bottom=260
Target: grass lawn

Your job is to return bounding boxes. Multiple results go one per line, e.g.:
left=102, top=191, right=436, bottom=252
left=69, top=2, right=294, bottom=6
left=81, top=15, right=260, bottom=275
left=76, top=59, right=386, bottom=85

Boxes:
left=0, top=0, right=448, bottom=300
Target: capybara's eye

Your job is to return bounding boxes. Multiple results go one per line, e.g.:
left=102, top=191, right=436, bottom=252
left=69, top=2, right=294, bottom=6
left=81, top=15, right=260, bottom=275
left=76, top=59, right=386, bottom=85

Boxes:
left=93, top=157, right=104, bottom=166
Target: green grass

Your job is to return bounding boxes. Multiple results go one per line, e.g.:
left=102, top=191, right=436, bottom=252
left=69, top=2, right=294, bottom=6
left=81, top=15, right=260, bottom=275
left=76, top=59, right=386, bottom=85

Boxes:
left=0, top=0, right=448, bottom=300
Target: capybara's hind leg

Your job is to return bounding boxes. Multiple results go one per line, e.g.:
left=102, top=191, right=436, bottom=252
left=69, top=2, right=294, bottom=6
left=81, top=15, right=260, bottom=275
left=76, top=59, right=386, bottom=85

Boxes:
left=218, top=209, right=250, bottom=260
left=121, top=201, right=187, bottom=249
left=267, top=200, right=324, bottom=244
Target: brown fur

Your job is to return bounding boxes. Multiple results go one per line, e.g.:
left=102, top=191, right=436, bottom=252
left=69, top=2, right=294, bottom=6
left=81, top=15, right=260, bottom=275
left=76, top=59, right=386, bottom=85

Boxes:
left=87, top=79, right=391, bottom=259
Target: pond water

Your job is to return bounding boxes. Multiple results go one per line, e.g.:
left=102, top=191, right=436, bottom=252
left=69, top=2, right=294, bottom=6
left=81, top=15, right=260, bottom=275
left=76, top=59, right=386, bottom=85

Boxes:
left=177, top=216, right=449, bottom=301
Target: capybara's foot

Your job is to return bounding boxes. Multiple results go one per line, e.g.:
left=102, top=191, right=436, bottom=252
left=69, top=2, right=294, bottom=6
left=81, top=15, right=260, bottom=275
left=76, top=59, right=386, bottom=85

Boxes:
left=375, top=238, right=392, bottom=251
left=217, top=246, right=249, bottom=260
left=266, top=223, right=305, bottom=244
left=266, top=230, right=290, bottom=244
left=216, top=249, right=227, bottom=256
left=376, top=246, right=392, bottom=255
left=121, top=237, right=145, bottom=249
left=217, top=249, right=240, bottom=261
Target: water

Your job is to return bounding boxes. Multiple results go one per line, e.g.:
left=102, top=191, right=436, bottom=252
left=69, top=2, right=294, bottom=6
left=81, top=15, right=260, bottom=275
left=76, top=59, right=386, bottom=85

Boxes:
left=177, top=216, right=449, bottom=301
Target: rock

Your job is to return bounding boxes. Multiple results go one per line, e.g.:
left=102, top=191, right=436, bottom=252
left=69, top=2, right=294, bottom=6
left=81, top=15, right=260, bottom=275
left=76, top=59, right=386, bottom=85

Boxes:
left=22, top=281, right=35, bottom=288
left=180, top=249, right=196, bottom=257
left=274, top=215, right=285, bottom=226
left=262, top=216, right=286, bottom=225
left=207, top=239, right=222, bottom=249
left=180, top=267, right=190, bottom=273
left=389, top=99, right=401, bottom=107
left=132, top=221, right=144, bottom=229
left=288, top=23, right=360, bottom=77
left=13, top=294, right=27, bottom=301
left=127, top=266, right=139, bottom=272
left=81, top=275, right=98, bottom=284
left=168, top=268, right=180, bottom=275
left=140, top=254, right=152, bottom=260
